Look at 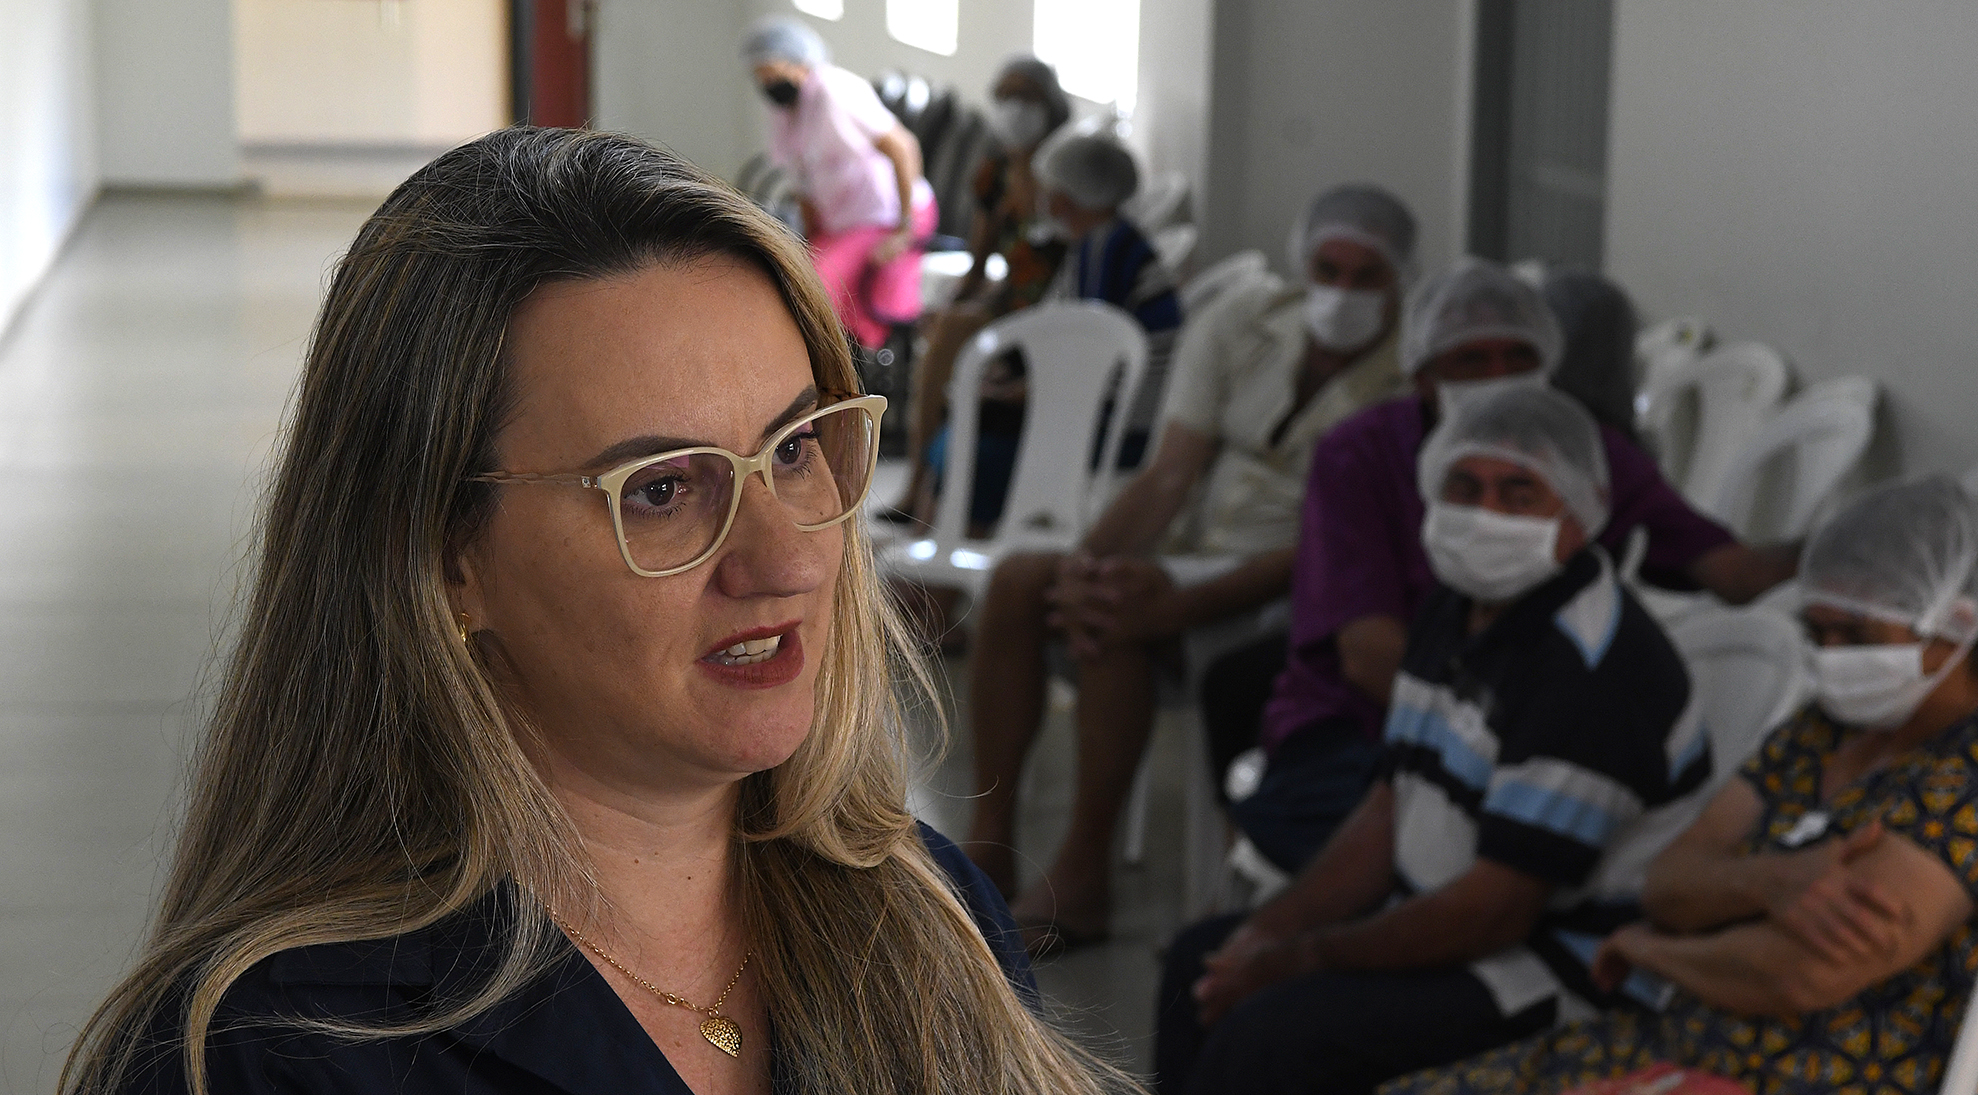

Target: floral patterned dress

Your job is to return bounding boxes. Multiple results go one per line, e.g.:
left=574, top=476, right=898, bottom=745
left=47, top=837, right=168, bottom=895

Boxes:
left=1380, top=707, right=1978, bottom=1095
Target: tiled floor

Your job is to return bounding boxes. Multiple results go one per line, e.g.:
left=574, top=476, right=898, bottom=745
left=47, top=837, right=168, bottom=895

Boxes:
left=0, top=193, right=1192, bottom=1091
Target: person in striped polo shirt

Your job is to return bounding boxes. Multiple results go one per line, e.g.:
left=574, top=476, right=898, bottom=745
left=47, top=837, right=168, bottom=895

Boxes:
left=1155, top=384, right=1712, bottom=1095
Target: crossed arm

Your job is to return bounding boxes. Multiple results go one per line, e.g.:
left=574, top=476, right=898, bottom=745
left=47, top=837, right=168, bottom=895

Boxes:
left=1607, top=779, right=1974, bottom=1016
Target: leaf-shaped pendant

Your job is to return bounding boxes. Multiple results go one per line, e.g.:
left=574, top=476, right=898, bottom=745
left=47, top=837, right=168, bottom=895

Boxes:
left=700, top=1015, right=742, bottom=1057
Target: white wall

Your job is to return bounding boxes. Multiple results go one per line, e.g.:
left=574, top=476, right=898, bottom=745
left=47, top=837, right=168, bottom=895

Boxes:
left=1135, top=0, right=1216, bottom=217
left=1, top=0, right=98, bottom=336
left=96, top=0, right=238, bottom=186
left=593, top=0, right=756, bottom=178
left=593, top=0, right=1219, bottom=195
left=1201, top=0, right=1472, bottom=278
left=1605, top=0, right=1978, bottom=481
left=236, top=0, right=508, bottom=147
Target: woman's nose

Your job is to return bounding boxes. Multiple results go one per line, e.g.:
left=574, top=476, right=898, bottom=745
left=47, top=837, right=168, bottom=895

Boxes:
left=709, top=472, right=837, bottom=598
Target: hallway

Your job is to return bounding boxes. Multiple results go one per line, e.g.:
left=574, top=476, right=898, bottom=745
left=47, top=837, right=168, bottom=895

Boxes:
left=0, top=193, right=374, bottom=1094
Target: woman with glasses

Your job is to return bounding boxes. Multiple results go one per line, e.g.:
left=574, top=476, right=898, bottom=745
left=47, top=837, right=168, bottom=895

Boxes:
left=62, top=128, right=1135, bottom=1095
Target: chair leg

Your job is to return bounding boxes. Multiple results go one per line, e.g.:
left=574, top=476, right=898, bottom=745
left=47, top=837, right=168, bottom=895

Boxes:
left=1122, top=751, right=1154, bottom=865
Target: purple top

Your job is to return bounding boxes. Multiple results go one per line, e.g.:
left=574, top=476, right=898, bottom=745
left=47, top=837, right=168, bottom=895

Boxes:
left=1261, top=395, right=1736, bottom=752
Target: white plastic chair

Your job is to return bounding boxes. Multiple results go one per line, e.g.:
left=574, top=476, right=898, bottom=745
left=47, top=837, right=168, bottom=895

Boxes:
left=1707, top=377, right=1878, bottom=543
left=1632, top=317, right=1715, bottom=458
left=1942, top=990, right=1978, bottom=1094
left=1123, top=170, right=1190, bottom=232
left=878, top=302, right=1147, bottom=607
left=1665, top=606, right=1810, bottom=787
left=1179, top=249, right=1269, bottom=316
left=1152, top=223, right=1201, bottom=279
left=1638, top=341, right=1792, bottom=508
left=919, top=250, right=976, bottom=310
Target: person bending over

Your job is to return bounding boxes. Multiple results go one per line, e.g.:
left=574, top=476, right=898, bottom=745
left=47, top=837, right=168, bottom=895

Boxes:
left=62, top=129, right=1135, bottom=1095
left=743, top=17, right=935, bottom=350
left=913, top=131, right=1183, bottom=531
left=1156, top=384, right=1711, bottom=1095
left=1385, top=475, right=1978, bottom=1095
left=888, top=56, right=1073, bottom=519
left=964, top=185, right=1418, bottom=950
left=1233, top=258, right=1797, bottom=875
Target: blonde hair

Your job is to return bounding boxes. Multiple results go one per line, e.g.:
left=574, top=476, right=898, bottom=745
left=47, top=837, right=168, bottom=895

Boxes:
left=63, top=128, right=1138, bottom=1095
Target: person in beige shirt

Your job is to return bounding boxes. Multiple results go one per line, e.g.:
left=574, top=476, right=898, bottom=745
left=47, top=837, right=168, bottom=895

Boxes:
left=964, top=185, right=1420, bottom=952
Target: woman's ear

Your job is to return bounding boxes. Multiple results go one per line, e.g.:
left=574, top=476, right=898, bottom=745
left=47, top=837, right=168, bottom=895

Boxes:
left=444, top=536, right=490, bottom=630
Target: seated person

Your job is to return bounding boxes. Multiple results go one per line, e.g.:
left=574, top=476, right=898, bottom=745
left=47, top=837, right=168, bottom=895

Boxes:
left=917, top=131, right=1184, bottom=530
left=963, top=185, right=1420, bottom=947
left=888, top=56, right=1073, bottom=520
left=1385, top=475, right=1978, bottom=1095
left=1234, top=258, right=1797, bottom=875
left=1155, top=384, right=1713, bottom=1095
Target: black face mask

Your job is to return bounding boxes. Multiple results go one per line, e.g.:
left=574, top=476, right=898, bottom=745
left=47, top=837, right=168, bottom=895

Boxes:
left=761, top=80, right=800, bottom=107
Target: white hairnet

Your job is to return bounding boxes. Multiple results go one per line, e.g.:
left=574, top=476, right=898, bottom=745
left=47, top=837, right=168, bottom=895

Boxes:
left=1418, top=383, right=1611, bottom=537
left=741, top=16, right=828, bottom=68
left=1286, top=184, right=1418, bottom=285
left=1038, top=133, right=1139, bottom=211
left=1401, top=257, right=1564, bottom=378
left=1802, top=476, right=1978, bottom=643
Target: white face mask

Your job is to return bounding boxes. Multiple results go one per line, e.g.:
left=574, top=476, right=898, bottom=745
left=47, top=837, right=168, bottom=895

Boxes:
left=1422, top=501, right=1564, bottom=604
left=1302, top=285, right=1387, bottom=352
left=990, top=99, right=1050, bottom=149
left=1435, top=371, right=1547, bottom=420
left=1812, top=639, right=1971, bottom=731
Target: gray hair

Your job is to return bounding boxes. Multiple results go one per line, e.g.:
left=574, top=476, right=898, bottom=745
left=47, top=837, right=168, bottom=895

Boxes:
left=1038, top=134, right=1139, bottom=212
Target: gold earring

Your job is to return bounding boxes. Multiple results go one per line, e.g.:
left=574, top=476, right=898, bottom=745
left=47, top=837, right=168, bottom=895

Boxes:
left=454, top=611, right=473, bottom=646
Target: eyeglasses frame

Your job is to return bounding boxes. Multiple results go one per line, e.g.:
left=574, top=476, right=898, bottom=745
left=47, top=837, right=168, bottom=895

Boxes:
left=468, top=393, right=886, bottom=578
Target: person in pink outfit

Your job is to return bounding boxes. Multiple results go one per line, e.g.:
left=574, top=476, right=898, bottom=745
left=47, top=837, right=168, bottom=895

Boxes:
left=743, top=16, right=937, bottom=349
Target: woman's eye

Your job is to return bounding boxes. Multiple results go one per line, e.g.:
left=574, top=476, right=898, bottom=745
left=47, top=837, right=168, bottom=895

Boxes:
left=774, top=428, right=819, bottom=469
left=623, top=466, right=692, bottom=514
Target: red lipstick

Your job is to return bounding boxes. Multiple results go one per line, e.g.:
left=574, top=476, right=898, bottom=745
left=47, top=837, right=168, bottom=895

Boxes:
left=697, top=622, right=804, bottom=689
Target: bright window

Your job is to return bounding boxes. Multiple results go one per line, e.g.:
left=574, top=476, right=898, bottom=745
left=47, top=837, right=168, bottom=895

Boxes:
left=792, top=0, right=843, bottom=19
left=886, top=0, right=958, bottom=56
left=1033, top=0, right=1140, bottom=112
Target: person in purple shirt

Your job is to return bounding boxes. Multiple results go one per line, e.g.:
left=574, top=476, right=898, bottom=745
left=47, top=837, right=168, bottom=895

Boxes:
left=1225, top=258, right=1798, bottom=873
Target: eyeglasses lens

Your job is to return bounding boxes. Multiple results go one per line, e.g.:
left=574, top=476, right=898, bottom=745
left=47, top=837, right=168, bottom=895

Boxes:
left=614, top=403, right=875, bottom=573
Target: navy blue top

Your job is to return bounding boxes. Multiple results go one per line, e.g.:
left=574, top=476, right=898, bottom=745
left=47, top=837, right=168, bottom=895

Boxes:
left=123, top=824, right=1032, bottom=1094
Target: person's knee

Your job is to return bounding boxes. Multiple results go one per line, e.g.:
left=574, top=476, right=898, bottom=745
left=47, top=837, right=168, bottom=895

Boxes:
left=985, top=551, right=1061, bottom=609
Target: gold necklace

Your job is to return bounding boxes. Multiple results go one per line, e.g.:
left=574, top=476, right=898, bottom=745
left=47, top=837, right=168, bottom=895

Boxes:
left=551, top=913, right=753, bottom=1058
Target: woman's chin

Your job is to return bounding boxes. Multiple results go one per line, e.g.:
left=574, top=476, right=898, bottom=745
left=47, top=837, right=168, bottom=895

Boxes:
left=692, top=694, right=817, bottom=774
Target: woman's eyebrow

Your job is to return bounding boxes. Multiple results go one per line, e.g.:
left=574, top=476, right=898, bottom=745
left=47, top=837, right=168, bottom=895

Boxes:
left=581, top=386, right=821, bottom=469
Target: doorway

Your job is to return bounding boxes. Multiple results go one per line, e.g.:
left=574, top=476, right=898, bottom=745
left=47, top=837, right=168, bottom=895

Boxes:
left=510, top=0, right=593, bottom=127
left=1466, top=0, right=1614, bottom=268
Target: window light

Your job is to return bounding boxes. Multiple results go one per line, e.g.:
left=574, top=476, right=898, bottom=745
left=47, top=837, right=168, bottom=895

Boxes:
left=886, top=0, right=959, bottom=56
left=1034, top=0, right=1140, bottom=113
left=792, top=0, right=842, bottom=20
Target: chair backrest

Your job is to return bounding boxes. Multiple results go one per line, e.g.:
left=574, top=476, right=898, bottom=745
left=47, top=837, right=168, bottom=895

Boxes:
left=1632, top=316, right=1715, bottom=462
left=1666, top=606, right=1810, bottom=787
left=1639, top=341, right=1792, bottom=507
left=1123, top=170, right=1191, bottom=232
left=1635, top=315, right=1714, bottom=376
left=924, top=105, right=992, bottom=242
left=1179, top=249, right=1269, bottom=316
left=1708, top=376, right=1878, bottom=543
left=1152, top=223, right=1201, bottom=279
left=934, top=302, right=1148, bottom=547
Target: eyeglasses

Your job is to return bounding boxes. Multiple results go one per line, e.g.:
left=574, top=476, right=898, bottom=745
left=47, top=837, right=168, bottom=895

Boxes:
left=470, top=394, right=885, bottom=577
